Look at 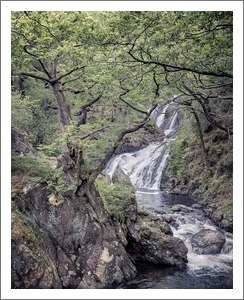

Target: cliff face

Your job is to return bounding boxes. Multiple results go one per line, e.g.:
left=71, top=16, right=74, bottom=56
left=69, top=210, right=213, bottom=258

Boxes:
left=11, top=129, right=188, bottom=289
left=12, top=175, right=188, bottom=289
left=11, top=182, right=137, bottom=289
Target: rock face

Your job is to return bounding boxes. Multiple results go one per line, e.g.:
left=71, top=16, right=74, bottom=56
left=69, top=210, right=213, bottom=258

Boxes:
left=191, top=229, right=226, bottom=255
left=11, top=182, right=136, bottom=289
left=11, top=181, right=189, bottom=288
left=127, top=210, right=188, bottom=268
left=11, top=160, right=189, bottom=288
left=201, top=199, right=233, bottom=233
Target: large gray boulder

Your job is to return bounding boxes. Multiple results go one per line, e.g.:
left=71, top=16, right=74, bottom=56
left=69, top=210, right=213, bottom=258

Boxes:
left=191, top=229, right=226, bottom=255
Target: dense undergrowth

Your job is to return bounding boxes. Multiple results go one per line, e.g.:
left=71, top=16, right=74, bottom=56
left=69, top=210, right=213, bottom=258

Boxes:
left=95, top=174, right=135, bottom=222
left=164, top=113, right=233, bottom=218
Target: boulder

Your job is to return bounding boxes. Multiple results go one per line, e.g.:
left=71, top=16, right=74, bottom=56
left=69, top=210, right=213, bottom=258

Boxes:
left=162, top=214, right=172, bottom=223
left=171, top=204, right=194, bottom=213
left=191, top=229, right=226, bottom=255
left=129, top=210, right=188, bottom=268
left=191, top=203, right=203, bottom=209
left=111, top=168, right=132, bottom=186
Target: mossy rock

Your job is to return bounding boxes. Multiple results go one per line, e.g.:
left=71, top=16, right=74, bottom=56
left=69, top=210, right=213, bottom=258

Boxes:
left=11, top=201, right=37, bottom=246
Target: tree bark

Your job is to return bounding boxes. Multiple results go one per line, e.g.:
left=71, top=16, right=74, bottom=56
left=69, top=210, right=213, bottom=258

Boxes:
left=52, top=82, right=72, bottom=134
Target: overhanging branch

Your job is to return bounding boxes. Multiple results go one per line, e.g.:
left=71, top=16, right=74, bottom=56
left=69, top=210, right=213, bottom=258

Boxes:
left=128, top=45, right=233, bottom=79
left=87, top=104, right=157, bottom=186
left=119, top=89, right=147, bottom=115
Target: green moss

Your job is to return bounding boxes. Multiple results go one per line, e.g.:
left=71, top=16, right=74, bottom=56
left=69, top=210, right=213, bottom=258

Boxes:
left=108, top=245, right=116, bottom=256
left=11, top=175, right=29, bottom=198
left=11, top=201, right=37, bottom=246
left=95, top=175, right=135, bottom=222
left=165, top=115, right=233, bottom=217
left=137, top=216, right=143, bottom=225
left=11, top=151, right=73, bottom=203
left=11, top=151, right=52, bottom=183
left=222, top=198, right=233, bottom=213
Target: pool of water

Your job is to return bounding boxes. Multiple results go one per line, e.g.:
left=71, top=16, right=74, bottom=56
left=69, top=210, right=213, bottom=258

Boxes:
left=119, top=190, right=233, bottom=289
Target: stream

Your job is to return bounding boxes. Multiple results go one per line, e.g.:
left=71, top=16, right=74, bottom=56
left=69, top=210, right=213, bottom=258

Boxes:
left=121, top=189, right=233, bottom=289
left=105, top=104, right=233, bottom=289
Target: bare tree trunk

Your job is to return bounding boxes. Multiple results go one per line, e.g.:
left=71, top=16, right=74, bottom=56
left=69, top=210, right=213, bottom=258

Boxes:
left=52, top=82, right=72, bottom=134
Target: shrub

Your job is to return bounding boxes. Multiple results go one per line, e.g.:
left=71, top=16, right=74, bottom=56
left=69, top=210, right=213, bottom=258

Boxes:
left=95, top=175, right=135, bottom=221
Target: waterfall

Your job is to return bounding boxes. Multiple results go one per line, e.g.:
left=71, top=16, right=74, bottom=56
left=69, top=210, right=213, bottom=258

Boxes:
left=105, top=103, right=178, bottom=190
left=105, top=102, right=233, bottom=289
left=105, top=142, right=169, bottom=189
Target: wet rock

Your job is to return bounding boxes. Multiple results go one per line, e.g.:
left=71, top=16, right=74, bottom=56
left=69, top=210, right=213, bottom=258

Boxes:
left=191, top=203, right=203, bottom=209
left=191, top=229, right=226, bottom=255
left=162, top=214, right=172, bottom=223
left=129, top=211, right=187, bottom=268
left=171, top=222, right=179, bottom=229
left=172, top=204, right=194, bottom=213
left=111, top=168, right=132, bottom=186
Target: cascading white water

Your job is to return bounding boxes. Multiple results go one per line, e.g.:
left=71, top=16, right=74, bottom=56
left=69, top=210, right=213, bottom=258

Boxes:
left=105, top=103, right=233, bottom=288
left=134, top=190, right=233, bottom=288
left=105, top=104, right=177, bottom=189
left=105, top=142, right=169, bottom=189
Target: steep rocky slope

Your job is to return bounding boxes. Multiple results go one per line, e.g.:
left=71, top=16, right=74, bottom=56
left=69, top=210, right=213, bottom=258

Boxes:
left=11, top=129, right=188, bottom=289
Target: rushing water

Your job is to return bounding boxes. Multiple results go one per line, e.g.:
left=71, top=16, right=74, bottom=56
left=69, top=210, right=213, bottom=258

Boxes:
left=105, top=104, right=233, bottom=289
left=122, top=189, right=233, bottom=289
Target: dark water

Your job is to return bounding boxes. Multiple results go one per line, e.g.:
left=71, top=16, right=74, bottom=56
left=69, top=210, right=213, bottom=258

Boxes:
left=119, top=190, right=233, bottom=289
left=136, top=188, right=197, bottom=214
left=119, top=261, right=233, bottom=289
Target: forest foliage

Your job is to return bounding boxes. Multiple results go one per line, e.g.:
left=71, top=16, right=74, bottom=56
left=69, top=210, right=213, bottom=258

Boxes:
left=11, top=11, right=233, bottom=204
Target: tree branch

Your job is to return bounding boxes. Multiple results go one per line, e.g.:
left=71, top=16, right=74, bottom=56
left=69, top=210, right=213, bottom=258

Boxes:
left=52, top=65, right=87, bottom=83
left=128, top=46, right=233, bottom=78
left=38, top=59, right=52, bottom=79
left=153, top=72, right=160, bottom=97
left=12, top=30, right=30, bottom=44
left=80, top=124, right=127, bottom=141
left=75, top=93, right=103, bottom=127
left=62, top=70, right=88, bottom=85
left=23, top=45, right=38, bottom=57
left=183, top=85, right=232, bottom=134
left=87, top=104, right=157, bottom=186
left=24, top=11, right=63, bottom=46
left=75, top=93, right=103, bottom=116
left=60, top=82, right=97, bottom=95
left=119, top=89, right=147, bottom=115
left=19, top=72, right=50, bottom=83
